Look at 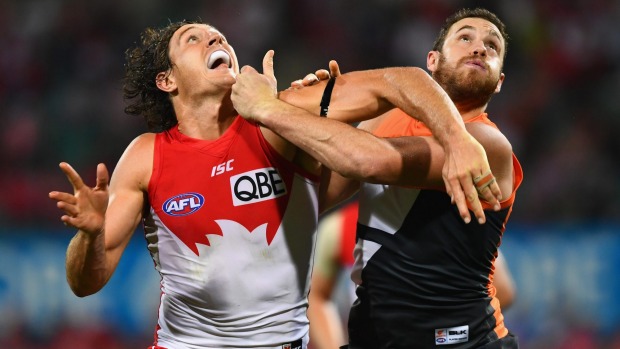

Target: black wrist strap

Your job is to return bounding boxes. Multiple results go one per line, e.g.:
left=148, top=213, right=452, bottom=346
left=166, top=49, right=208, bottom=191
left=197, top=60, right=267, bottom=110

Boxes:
left=319, top=77, right=336, bottom=117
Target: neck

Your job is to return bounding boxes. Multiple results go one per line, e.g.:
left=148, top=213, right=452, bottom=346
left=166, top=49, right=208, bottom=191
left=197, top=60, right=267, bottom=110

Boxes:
left=456, top=102, right=487, bottom=121
left=174, top=93, right=238, bottom=140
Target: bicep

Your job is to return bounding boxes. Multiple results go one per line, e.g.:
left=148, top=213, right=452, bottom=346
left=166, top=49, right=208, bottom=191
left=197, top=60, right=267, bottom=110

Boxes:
left=103, top=186, right=144, bottom=267
left=103, top=135, right=153, bottom=267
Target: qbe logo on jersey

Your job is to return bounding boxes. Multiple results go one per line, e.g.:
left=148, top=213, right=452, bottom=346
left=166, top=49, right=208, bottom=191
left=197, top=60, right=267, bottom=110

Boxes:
left=230, top=167, right=287, bottom=206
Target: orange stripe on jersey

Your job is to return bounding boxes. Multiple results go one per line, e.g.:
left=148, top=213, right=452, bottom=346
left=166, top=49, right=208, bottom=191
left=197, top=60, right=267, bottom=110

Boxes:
left=490, top=296, right=509, bottom=338
left=487, top=257, right=509, bottom=339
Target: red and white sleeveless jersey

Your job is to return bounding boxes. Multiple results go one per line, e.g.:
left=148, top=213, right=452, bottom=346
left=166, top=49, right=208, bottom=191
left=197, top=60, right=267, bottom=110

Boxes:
left=142, top=116, right=319, bottom=349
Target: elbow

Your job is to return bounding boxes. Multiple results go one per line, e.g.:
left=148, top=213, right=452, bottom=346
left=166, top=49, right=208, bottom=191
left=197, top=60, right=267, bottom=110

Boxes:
left=73, top=291, right=93, bottom=298
left=352, top=163, right=384, bottom=183
left=69, top=282, right=101, bottom=298
left=70, top=286, right=98, bottom=298
left=340, top=153, right=395, bottom=183
left=497, top=286, right=516, bottom=310
left=67, top=276, right=104, bottom=298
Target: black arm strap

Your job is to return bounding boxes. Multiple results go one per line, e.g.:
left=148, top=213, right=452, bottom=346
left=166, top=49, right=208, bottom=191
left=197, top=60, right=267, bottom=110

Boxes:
left=319, top=77, right=336, bottom=117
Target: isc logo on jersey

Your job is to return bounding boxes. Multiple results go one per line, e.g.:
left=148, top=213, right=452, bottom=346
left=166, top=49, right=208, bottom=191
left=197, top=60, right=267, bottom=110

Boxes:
left=230, top=167, right=287, bottom=206
left=162, top=193, right=205, bottom=216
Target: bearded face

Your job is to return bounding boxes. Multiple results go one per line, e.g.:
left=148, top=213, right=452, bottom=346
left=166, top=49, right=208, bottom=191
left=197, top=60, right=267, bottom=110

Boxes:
left=433, top=54, right=501, bottom=109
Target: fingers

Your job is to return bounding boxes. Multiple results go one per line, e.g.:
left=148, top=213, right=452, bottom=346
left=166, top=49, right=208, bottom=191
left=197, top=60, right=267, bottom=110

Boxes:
left=95, top=163, right=109, bottom=191
left=49, top=191, right=75, bottom=204
left=49, top=190, right=79, bottom=224
left=446, top=177, right=474, bottom=224
left=301, top=73, right=319, bottom=87
left=291, top=70, right=328, bottom=89
left=328, top=60, right=341, bottom=77
left=314, top=69, right=331, bottom=80
left=467, top=188, right=486, bottom=225
left=59, top=162, right=85, bottom=192
left=472, top=170, right=501, bottom=211
left=60, top=213, right=84, bottom=229
left=487, top=181, right=502, bottom=209
left=56, top=199, right=80, bottom=217
left=262, top=49, right=275, bottom=78
left=477, top=187, right=500, bottom=211
left=289, top=60, right=337, bottom=89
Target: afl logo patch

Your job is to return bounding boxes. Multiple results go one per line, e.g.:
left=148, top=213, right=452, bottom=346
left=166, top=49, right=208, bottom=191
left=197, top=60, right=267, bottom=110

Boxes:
left=163, top=193, right=204, bottom=216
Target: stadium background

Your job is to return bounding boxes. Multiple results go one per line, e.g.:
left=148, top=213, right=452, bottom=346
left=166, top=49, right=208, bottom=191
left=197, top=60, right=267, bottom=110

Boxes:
left=1, top=0, right=619, bottom=348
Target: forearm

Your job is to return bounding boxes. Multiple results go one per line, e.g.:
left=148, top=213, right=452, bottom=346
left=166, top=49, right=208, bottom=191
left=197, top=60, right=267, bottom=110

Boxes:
left=371, top=67, right=466, bottom=147
left=65, top=229, right=110, bottom=297
left=257, top=100, right=401, bottom=181
left=285, top=67, right=468, bottom=148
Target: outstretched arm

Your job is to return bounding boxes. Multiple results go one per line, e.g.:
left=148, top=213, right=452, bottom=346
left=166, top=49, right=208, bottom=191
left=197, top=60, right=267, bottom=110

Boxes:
left=48, top=135, right=152, bottom=296
left=232, top=51, right=500, bottom=223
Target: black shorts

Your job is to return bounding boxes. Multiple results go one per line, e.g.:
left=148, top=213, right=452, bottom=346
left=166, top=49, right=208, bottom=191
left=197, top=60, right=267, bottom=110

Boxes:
left=345, top=285, right=519, bottom=349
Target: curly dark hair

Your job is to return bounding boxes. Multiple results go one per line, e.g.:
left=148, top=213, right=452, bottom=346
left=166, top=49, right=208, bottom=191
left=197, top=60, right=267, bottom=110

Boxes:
left=123, top=19, right=202, bottom=132
left=432, top=8, right=509, bottom=67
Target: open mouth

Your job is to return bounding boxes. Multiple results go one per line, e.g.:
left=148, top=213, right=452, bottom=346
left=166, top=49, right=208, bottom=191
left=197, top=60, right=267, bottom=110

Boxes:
left=207, top=50, right=231, bottom=69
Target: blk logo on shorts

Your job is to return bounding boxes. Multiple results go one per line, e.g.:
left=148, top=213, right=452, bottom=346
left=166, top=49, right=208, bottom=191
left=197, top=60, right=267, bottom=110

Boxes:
left=435, top=325, right=469, bottom=345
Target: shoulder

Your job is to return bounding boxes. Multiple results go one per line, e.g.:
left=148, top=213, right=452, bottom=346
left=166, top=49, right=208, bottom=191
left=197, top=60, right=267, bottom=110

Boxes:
left=465, top=120, right=515, bottom=198
left=112, top=133, right=156, bottom=191
left=122, top=133, right=157, bottom=163
left=465, top=121, right=512, bottom=162
left=127, top=132, right=157, bottom=150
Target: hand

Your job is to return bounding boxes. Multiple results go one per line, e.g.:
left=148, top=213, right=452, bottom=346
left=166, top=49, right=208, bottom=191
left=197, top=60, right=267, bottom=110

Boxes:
left=442, top=133, right=502, bottom=224
left=48, top=162, right=109, bottom=234
left=231, top=50, right=280, bottom=122
left=290, top=60, right=342, bottom=89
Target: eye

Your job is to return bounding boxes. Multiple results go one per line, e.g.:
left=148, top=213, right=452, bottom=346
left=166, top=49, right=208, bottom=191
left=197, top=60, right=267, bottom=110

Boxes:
left=459, top=35, right=471, bottom=42
left=187, top=35, right=198, bottom=43
left=486, top=41, right=498, bottom=52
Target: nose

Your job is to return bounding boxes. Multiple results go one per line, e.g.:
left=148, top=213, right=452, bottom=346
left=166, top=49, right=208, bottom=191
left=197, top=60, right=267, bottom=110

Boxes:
left=472, top=40, right=487, bottom=57
left=208, top=34, right=224, bottom=47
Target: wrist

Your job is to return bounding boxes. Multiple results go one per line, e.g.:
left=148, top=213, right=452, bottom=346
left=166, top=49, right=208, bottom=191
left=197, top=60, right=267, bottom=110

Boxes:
left=78, top=225, right=105, bottom=240
left=440, top=123, right=469, bottom=150
left=255, top=98, right=292, bottom=126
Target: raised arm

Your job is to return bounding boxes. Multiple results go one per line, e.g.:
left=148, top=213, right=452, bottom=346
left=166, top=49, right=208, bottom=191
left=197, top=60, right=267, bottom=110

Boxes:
left=232, top=51, right=501, bottom=223
left=48, top=134, right=153, bottom=296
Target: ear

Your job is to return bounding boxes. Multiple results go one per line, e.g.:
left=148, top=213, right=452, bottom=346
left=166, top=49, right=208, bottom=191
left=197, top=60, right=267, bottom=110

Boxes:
left=156, top=70, right=176, bottom=92
left=494, top=72, right=505, bottom=93
left=427, top=51, right=440, bottom=73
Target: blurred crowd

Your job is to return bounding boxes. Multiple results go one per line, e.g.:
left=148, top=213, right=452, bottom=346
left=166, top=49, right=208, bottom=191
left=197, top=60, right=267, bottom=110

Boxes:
left=1, top=0, right=619, bottom=227
left=1, top=0, right=619, bottom=348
